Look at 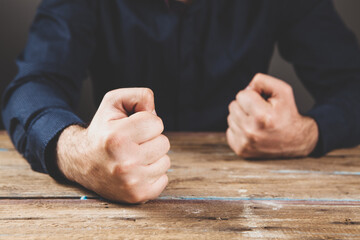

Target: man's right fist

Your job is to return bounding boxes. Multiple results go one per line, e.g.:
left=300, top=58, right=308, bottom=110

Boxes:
left=56, top=88, right=170, bottom=203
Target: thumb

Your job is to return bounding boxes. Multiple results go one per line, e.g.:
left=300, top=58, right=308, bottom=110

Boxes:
left=101, top=88, right=156, bottom=118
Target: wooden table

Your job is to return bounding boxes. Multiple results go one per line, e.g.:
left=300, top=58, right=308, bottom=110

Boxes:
left=1, top=131, right=360, bottom=239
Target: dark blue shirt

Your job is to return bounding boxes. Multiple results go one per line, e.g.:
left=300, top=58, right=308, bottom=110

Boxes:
left=2, top=0, right=360, bottom=179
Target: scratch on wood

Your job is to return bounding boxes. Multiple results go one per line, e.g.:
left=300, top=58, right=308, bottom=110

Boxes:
left=263, top=226, right=291, bottom=230
left=0, top=217, right=46, bottom=221
left=195, top=216, right=230, bottom=221
left=334, top=171, right=360, bottom=176
left=169, top=177, right=204, bottom=184
left=108, top=217, right=140, bottom=222
left=158, top=196, right=360, bottom=204
left=243, top=202, right=264, bottom=238
left=332, top=219, right=360, bottom=225
left=218, top=227, right=253, bottom=232
left=260, top=201, right=283, bottom=210
left=271, top=169, right=360, bottom=176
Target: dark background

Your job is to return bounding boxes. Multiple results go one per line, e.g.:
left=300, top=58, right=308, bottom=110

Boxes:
left=0, top=0, right=359, bottom=129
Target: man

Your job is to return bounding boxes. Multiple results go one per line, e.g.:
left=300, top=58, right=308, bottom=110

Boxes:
left=2, top=0, right=360, bottom=203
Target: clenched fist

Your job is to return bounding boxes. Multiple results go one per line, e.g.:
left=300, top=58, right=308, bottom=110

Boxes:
left=227, top=73, right=319, bottom=158
left=57, top=88, right=170, bottom=203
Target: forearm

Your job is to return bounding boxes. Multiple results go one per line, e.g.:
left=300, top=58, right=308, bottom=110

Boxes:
left=2, top=0, right=97, bottom=179
left=306, top=80, right=360, bottom=155
left=1, top=78, right=84, bottom=176
left=277, top=0, right=360, bottom=155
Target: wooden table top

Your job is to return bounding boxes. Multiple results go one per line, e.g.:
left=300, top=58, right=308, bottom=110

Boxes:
left=0, top=131, right=360, bottom=239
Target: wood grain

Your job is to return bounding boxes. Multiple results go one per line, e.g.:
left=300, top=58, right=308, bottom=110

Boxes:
left=0, top=131, right=360, bottom=239
left=0, top=199, right=360, bottom=239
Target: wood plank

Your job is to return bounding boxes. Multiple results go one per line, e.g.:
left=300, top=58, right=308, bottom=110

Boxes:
left=1, top=131, right=360, bottom=239
left=0, top=199, right=360, bottom=239
left=0, top=150, right=93, bottom=198
left=1, top=132, right=360, bottom=201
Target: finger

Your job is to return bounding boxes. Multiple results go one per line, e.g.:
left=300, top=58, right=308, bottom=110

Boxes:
left=138, top=135, right=170, bottom=165
left=236, top=89, right=270, bottom=117
left=143, top=154, right=171, bottom=179
left=145, top=174, right=169, bottom=201
left=124, top=111, right=164, bottom=144
left=134, top=173, right=169, bottom=202
left=227, top=113, right=245, bottom=134
left=228, top=100, right=250, bottom=125
left=226, top=128, right=247, bottom=157
left=226, top=128, right=240, bottom=155
left=248, top=73, right=292, bottom=101
left=109, top=136, right=140, bottom=162
left=101, top=88, right=156, bottom=118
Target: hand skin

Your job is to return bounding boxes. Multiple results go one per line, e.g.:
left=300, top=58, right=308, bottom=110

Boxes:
left=227, top=73, right=319, bottom=159
left=56, top=88, right=171, bottom=204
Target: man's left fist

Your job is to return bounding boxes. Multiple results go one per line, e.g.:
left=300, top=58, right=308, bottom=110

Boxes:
left=226, top=73, right=319, bottom=158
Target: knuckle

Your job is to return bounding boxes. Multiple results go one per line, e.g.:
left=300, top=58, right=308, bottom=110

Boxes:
left=123, top=176, right=139, bottom=190
left=253, top=113, right=269, bottom=129
left=141, top=88, right=154, bottom=99
left=253, top=73, right=265, bottom=81
left=264, top=113, right=275, bottom=129
left=253, top=113, right=266, bottom=125
left=244, top=128, right=258, bottom=143
left=242, top=140, right=252, bottom=151
left=113, top=160, right=136, bottom=175
left=226, top=128, right=232, bottom=138
left=160, top=135, right=171, bottom=153
left=283, top=83, right=293, bottom=95
left=152, top=115, right=164, bottom=133
left=102, top=131, right=117, bottom=151
left=252, top=111, right=274, bottom=129
left=235, top=91, right=244, bottom=102
left=103, top=90, right=116, bottom=102
left=103, top=132, right=127, bottom=153
left=233, top=147, right=241, bottom=156
left=140, top=112, right=164, bottom=131
left=228, top=101, right=232, bottom=112
left=130, top=112, right=164, bottom=136
left=225, top=128, right=231, bottom=144
left=163, top=155, right=171, bottom=170
left=227, top=115, right=232, bottom=126
left=236, top=89, right=253, bottom=103
left=140, top=88, right=154, bottom=105
left=160, top=175, right=169, bottom=190
left=163, top=173, right=169, bottom=183
left=226, top=129, right=246, bottom=156
left=228, top=100, right=237, bottom=113
left=162, top=174, right=169, bottom=186
left=135, top=111, right=149, bottom=119
left=234, top=144, right=245, bottom=156
left=126, top=190, right=145, bottom=204
left=235, top=140, right=253, bottom=157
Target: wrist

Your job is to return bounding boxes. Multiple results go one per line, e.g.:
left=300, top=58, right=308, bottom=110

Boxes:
left=301, top=116, right=319, bottom=156
left=56, top=124, right=87, bottom=182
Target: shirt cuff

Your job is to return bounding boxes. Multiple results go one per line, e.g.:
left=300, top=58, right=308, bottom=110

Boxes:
left=27, top=108, right=85, bottom=182
left=306, top=104, right=350, bottom=157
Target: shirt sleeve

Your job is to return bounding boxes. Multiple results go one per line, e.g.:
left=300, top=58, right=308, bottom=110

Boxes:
left=1, top=0, right=97, bottom=180
left=277, top=0, right=360, bottom=156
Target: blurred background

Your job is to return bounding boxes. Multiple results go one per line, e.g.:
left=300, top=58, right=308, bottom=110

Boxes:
left=0, top=0, right=359, bottom=129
